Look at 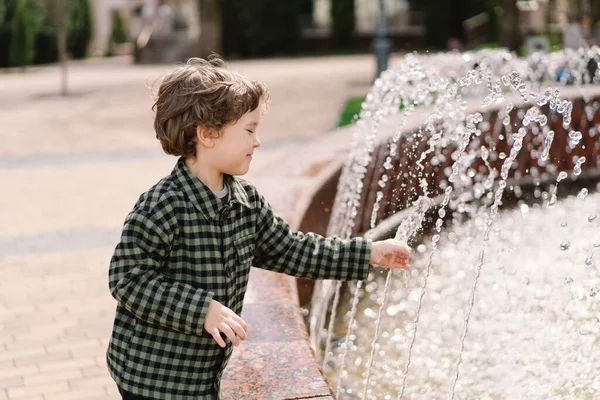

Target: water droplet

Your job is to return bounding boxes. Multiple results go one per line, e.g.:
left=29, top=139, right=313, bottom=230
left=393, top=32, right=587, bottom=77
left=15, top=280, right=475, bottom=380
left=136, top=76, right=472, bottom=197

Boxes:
left=577, top=188, right=589, bottom=200
left=590, top=286, right=599, bottom=297
left=579, top=328, right=590, bottom=336
left=481, top=146, right=489, bottom=160
left=568, top=130, right=583, bottom=145
left=573, top=157, right=586, bottom=176
left=560, top=241, right=571, bottom=251
left=564, top=276, right=574, bottom=284
left=537, top=114, right=548, bottom=126
left=548, top=193, right=557, bottom=208
left=589, top=214, right=597, bottom=222
left=557, top=171, right=568, bottom=182
left=542, top=130, right=554, bottom=160
left=560, top=221, right=568, bottom=227
left=585, top=253, right=594, bottom=266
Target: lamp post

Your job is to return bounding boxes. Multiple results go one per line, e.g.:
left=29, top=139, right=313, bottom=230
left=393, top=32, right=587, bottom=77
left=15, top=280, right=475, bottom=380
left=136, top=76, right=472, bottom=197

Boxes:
left=373, top=0, right=390, bottom=79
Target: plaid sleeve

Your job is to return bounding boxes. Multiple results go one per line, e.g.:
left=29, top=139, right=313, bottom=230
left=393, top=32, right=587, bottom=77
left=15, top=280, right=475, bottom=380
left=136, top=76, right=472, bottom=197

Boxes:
left=109, top=209, right=214, bottom=336
left=253, top=194, right=372, bottom=281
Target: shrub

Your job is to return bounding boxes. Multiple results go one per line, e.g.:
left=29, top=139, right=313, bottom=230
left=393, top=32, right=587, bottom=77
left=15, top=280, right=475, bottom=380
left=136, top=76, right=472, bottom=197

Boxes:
left=330, top=0, right=355, bottom=50
left=110, top=9, right=128, bottom=44
left=0, top=0, right=6, bottom=22
left=221, top=0, right=301, bottom=57
left=1, top=0, right=93, bottom=66
left=9, top=0, right=36, bottom=67
left=67, top=0, right=93, bottom=59
left=338, top=95, right=366, bottom=127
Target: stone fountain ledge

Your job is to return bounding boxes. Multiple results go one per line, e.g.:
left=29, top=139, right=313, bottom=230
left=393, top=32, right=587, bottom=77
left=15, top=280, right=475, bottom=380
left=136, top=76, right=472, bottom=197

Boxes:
left=221, top=124, right=355, bottom=399
left=221, top=84, right=600, bottom=399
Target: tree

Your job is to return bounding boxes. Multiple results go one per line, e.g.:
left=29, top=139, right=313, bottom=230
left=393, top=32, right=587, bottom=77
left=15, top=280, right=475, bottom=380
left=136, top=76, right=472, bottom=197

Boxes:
left=57, top=0, right=67, bottom=94
left=110, top=9, right=128, bottom=44
left=36, top=0, right=68, bottom=94
left=498, top=0, right=521, bottom=52
left=330, top=0, right=355, bottom=49
left=220, top=0, right=301, bottom=57
left=0, top=0, right=6, bottom=22
left=591, top=0, right=600, bottom=35
left=9, top=0, right=36, bottom=67
left=67, top=0, right=92, bottom=59
left=197, top=0, right=222, bottom=58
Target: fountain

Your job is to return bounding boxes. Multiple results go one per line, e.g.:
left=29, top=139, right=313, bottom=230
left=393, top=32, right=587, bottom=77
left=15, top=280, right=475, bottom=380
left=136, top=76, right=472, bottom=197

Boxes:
left=308, top=48, right=600, bottom=399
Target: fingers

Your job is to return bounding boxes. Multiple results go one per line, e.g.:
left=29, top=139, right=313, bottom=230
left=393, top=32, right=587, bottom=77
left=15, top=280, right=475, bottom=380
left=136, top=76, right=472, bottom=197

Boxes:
left=230, top=312, right=248, bottom=332
left=219, top=323, right=239, bottom=346
left=230, top=320, right=247, bottom=340
left=205, top=300, right=249, bottom=348
left=211, top=328, right=226, bottom=348
left=373, top=240, right=411, bottom=270
left=382, top=252, right=411, bottom=270
left=223, top=308, right=247, bottom=341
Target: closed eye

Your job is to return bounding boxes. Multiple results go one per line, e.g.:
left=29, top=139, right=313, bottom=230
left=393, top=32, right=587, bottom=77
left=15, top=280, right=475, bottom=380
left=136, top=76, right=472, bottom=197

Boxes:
left=246, top=130, right=255, bottom=134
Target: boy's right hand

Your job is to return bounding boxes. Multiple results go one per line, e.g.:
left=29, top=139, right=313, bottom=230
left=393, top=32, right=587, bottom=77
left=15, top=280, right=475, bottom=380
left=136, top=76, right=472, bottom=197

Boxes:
left=204, top=300, right=247, bottom=348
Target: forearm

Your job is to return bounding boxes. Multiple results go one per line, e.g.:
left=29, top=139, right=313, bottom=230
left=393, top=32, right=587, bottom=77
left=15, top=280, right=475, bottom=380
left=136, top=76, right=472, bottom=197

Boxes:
left=257, top=232, right=372, bottom=281
left=109, top=264, right=214, bottom=336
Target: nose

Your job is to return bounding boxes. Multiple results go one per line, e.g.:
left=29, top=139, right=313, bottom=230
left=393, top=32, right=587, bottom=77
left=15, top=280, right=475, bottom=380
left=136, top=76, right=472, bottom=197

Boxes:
left=253, top=134, right=261, bottom=148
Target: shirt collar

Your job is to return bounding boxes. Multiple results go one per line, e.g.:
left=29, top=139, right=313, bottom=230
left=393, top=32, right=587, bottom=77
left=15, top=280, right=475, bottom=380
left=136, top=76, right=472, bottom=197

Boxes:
left=172, top=158, right=252, bottom=220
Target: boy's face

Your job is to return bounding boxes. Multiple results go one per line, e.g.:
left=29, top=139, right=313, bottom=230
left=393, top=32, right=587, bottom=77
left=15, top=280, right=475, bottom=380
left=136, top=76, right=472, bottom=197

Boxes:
left=212, top=108, right=262, bottom=176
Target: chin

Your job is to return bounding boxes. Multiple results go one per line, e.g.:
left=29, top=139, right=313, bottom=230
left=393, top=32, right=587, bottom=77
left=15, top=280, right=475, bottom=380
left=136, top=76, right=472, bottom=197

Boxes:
left=229, top=167, right=250, bottom=176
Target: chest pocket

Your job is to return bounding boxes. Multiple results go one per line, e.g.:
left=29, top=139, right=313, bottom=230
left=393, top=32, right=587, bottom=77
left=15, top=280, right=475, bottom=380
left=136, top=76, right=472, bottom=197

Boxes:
left=233, top=234, right=254, bottom=268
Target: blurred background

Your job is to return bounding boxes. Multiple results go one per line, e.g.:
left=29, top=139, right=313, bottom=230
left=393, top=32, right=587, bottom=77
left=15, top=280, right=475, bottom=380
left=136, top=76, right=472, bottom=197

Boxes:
left=0, top=1, right=598, bottom=399
left=1, top=0, right=599, bottom=71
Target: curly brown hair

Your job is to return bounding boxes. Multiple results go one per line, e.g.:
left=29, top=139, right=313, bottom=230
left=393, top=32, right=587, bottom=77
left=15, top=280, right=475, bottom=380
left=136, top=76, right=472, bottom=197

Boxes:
left=152, top=55, right=269, bottom=158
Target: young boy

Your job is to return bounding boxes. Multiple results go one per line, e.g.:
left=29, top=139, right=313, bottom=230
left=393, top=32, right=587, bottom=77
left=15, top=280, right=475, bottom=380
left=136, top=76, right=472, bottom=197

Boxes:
left=107, top=56, right=411, bottom=400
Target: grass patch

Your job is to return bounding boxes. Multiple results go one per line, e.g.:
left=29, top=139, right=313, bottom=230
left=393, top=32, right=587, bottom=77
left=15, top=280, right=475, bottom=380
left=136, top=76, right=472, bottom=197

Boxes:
left=466, top=41, right=501, bottom=51
left=338, top=95, right=366, bottom=127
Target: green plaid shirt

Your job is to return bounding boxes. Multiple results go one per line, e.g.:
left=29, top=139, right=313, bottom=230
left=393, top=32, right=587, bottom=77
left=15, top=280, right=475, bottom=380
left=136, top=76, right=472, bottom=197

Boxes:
left=106, top=158, right=371, bottom=399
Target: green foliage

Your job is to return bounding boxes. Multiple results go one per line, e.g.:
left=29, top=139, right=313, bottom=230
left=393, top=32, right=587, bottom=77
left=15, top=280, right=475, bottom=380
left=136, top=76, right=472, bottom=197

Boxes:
left=9, top=0, right=37, bottom=67
left=485, top=0, right=499, bottom=42
left=67, top=0, right=93, bottom=59
left=221, top=0, right=301, bottom=57
left=0, top=0, right=94, bottom=67
left=0, top=0, right=13, bottom=67
left=31, top=0, right=58, bottom=65
left=0, top=0, right=6, bottom=22
left=110, top=9, right=128, bottom=44
left=338, top=95, right=409, bottom=127
left=1, top=0, right=45, bottom=67
left=422, top=0, right=454, bottom=48
left=330, top=0, right=355, bottom=49
left=547, top=31, right=563, bottom=52
left=338, top=95, right=366, bottom=127
left=422, top=0, right=499, bottom=49
left=466, top=41, right=500, bottom=51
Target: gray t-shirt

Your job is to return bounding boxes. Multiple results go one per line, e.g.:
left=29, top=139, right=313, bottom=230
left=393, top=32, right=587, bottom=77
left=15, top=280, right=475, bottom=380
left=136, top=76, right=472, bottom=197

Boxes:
left=212, top=184, right=229, bottom=204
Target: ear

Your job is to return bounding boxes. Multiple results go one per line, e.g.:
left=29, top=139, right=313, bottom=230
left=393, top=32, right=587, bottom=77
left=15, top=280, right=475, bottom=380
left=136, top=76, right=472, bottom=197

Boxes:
left=195, top=126, right=218, bottom=148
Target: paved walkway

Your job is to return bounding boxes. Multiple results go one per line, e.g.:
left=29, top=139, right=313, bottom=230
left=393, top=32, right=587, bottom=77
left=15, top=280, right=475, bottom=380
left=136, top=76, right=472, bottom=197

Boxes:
left=0, top=54, right=387, bottom=400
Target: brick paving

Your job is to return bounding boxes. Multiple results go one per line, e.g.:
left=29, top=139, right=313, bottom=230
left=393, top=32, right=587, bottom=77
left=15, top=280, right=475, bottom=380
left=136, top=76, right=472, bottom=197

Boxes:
left=0, top=53, right=385, bottom=399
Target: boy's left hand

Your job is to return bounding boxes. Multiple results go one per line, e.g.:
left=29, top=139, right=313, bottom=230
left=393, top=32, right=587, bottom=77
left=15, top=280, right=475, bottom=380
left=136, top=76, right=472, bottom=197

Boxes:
left=370, top=239, right=411, bottom=270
